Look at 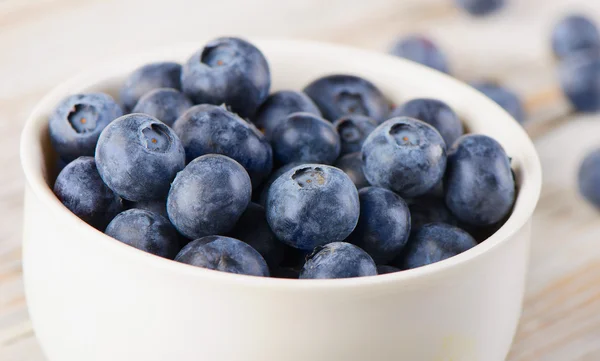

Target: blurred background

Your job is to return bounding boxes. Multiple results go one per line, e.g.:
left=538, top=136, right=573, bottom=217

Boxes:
left=3, top=0, right=600, bottom=360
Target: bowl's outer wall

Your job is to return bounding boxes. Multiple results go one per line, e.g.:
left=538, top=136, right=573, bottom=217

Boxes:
left=21, top=40, right=541, bottom=361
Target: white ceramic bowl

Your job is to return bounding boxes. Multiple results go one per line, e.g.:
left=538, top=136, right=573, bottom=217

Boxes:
left=20, top=39, right=542, bottom=361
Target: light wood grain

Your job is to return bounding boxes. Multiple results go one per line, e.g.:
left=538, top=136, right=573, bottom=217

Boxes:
left=2, top=0, right=600, bottom=360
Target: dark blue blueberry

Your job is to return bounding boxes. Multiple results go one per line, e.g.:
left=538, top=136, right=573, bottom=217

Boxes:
left=176, top=236, right=269, bottom=277
left=253, top=90, right=321, bottom=139
left=552, top=15, right=600, bottom=59
left=299, top=242, right=377, bottom=279
left=181, top=37, right=270, bottom=118
left=362, top=117, right=447, bottom=198
left=271, top=112, right=340, bottom=165
left=389, top=35, right=450, bottom=74
left=578, top=148, right=600, bottom=208
left=271, top=267, right=300, bottom=279
left=334, top=152, right=370, bottom=189
left=377, top=265, right=400, bottom=274
left=266, top=165, right=359, bottom=250
left=333, top=114, right=377, bottom=155
left=49, top=93, right=123, bottom=161
left=167, top=154, right=252, bottom=239
left=401, top=223, right=477, bottom=269
left=132, top=88, right=192, bottom=127
left=258, top=161, right=306, bottom=207
left=105, top=209, right=181, bottom=259
left=95, top=113, right=185, bottom=201
left=472, top=81, right=526, bottom=123
left=173, top=104, right=273, bottom=188
left=349, top=187, right=411, bottom=263
left=445, top=134, right=515, bottom=226
left=408, top=196, right=457, bottom=230
left=53, top=156, right=123, bottom=230
left=455, top=0, right=504, bottom=16
left=303, top=74, right=390, bottom=123
left=390, top=98, right=463, bottom=147
left=558, top=50, right=600, bottom=112
left=120, top=62, right=182, bottom=111
left=124, top=198, right=168, bottom=219
left=228, top=203, right=285, bottom=268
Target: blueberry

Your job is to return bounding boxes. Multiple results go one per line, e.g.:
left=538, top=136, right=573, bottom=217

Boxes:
left=271, top=267, right=300, bottom=279
left=176, top=236, right=269, bottom=277
left=552, top=15, right=600, bottom=59
left=390, top=98, right=463, bottom=147
left=578, top=148, right=600, bottom=208
left=167, top=154, right=252, bottom=239
left=445, top=134, right=515, bottom=226
left=266, top=165, right=360, bottom=250
left=124, top=199, right=168, bottom=219
left=362, top=117, right=447, bottom=198
left=120, top=62, right=182, bottom=111
left=253, top=90, right=321, bottom=139
left=558, top=50, right=600, bottom=112
left=349, top=187, right=411, bottom=263
left=49, top=93, right=123, bottom=161
left=408, top=196, right=457, bottom=231
left=181, top=37, right=270, bottom=118
left=132, top=88, right=192, bottom=127
left=334, top=152, right=370, bottom=189
left=53, top=156, right=123, bottom=230
left=304, top=74, right=390, bottom=122
left=173, top=104, right=273, bottom=188
left=401, top=223, right=476, bottom=269
left=377, top=265, right=400, bottom=274
left=389, top=35, right=450, bottom=74
left=271, top=112, right=341, bottom=165
left=455, top=0, right=504, bottom=16
left=95, top=113, right=185, bottom=201
left=472, top=81, right=526, bottom=123
left=105, top=209, right=181, bottom=259
left=258, top=161, right=306, bottom=206
left=333, top=115, right=377, bottom=155
left=299, top=242, right=377, bottom=279
left=228, top=203, right=285, bottom=268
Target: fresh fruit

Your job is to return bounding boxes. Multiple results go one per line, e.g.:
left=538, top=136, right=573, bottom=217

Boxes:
left=552, top=15, right=600, bottom=59
left=333, top=114, right=377, bottom=155
left=266, top=165, right=359, bottom=250
left=349, top=187, right=411, bottom=263
left=408, top=196, right=457, bottom=231
left=578, top=148, right=600, bottom=208
left=49, top=93, right=123, bottom=161
left=472, top=81, right=526, bottom=123
left=176, top=236, right=269, bottom=277
left=377, top=265, right=400, bottom=274
left=124, top=199, right=168, bottom=219
left=271, top=112, right=340, bottom=165
left=333, top=152, right=370, bottom=189
left=95, top=113, right=185, bottom=201
left=105, top=209, right=181, bottom=259
left=257, top=161, right=306, bottom=207
left=181, top=37, right=270, bottom=118
left=253, top=90, right=321, bottom=139
left=53, top=156, right=122, bottom=230
left=362, top=117, right=447, bottom=198
left=173, top=104, right=273, bottom=188
left=445, top=134, right=515, bottom=226
left=400, top=223, right=477, bottom=269
left=389, top=35, right=449, bottom=74
left=299, top=242, right=377, bottom=279
left=390, top=98, right=463, bottom=147
left=304, top=74, right=390, bottom=122
left=558, top=50, right=600, bottom=112
left=455, top=0, right=505, bottom=16
left=119, top=62, right=182, bottom=111
left=132, top=88, right=192, bottom=127
left=167, top=154, right=251, bottom=239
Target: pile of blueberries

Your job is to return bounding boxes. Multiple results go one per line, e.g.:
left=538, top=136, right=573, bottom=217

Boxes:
left=51, top=36, right=516, bottom=279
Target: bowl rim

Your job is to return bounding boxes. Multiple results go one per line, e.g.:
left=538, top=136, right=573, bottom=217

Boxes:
left=20, top=38, right=542, bottom=290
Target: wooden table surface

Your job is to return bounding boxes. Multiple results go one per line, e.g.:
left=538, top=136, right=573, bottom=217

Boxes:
left=2, top=0, right=600, bottom=360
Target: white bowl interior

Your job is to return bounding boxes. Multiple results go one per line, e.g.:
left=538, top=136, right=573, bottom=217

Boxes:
left=20, top=39, right=542, bottom=287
